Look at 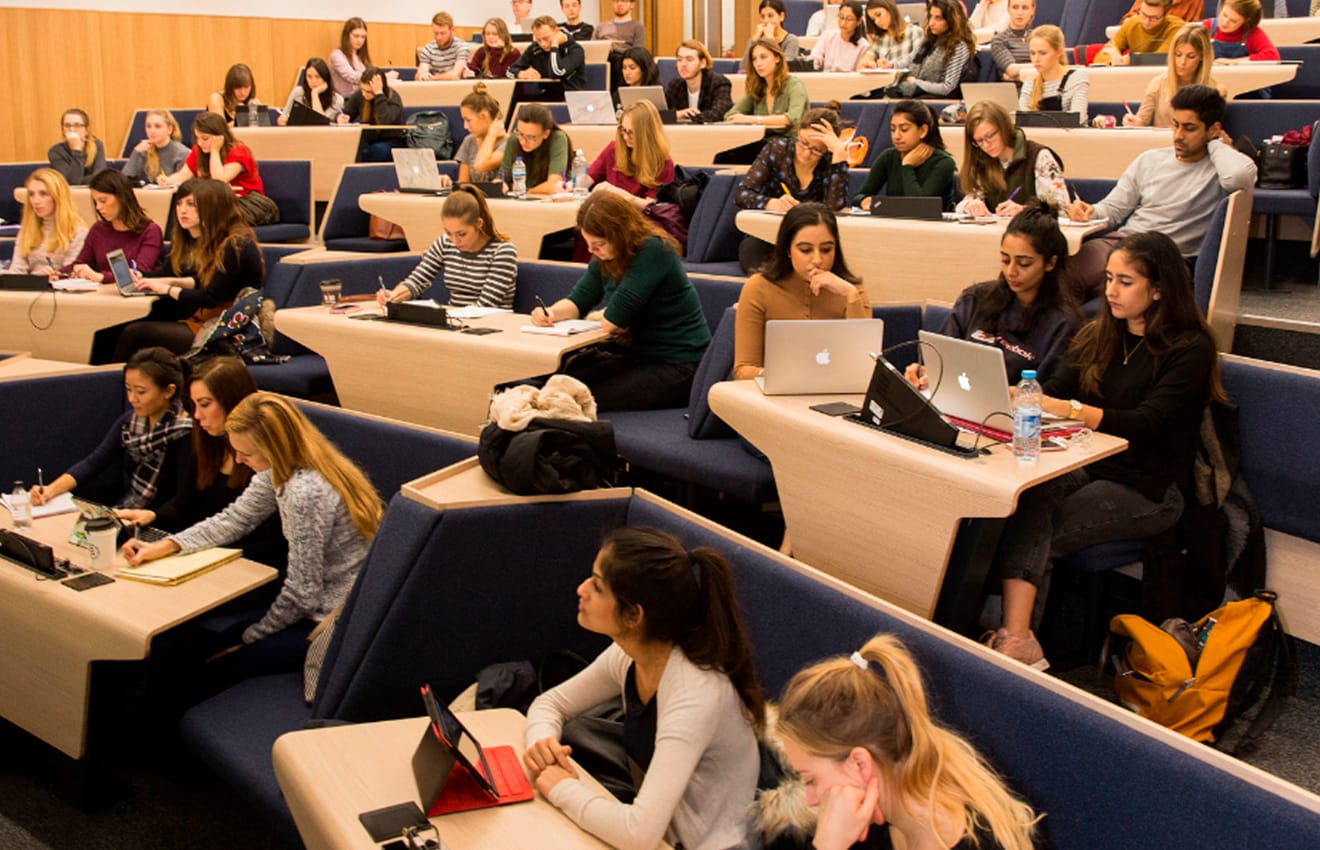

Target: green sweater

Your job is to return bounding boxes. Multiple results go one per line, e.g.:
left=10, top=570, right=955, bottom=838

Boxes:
left=724, top=75, right=808, bottom=136
left=567, top=237, right=710, bottom=363
left=501, top=128, right=570, bottom=186
left=852, top=147, right=957, bottom=210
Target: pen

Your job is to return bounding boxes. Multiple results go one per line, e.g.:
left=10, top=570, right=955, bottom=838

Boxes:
left=1122, top=101, right=1134, bottom=117
left=378, top=274, right=387, bottom=294
left=1006, top=187, right=1021, bottom=203
left=780, top=182, right=792, bottom=198
left=37, top=467, right=43, bottom=493
left=535, top=295, right=551, bottom=321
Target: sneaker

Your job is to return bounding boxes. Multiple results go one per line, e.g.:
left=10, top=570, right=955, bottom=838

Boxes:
left=986, top=630, right=1050, bottom=671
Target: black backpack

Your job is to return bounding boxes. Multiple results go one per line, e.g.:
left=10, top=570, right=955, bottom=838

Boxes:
left=655, top=166, right=710, bottom=226
left=406, top=110, right=454, bottom=160
left=477, top=418, right=622, bottom=495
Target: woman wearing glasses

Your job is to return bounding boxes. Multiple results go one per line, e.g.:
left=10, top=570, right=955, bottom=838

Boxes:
left=501, top=104, right=573, bottom=196
left=956, top=101, right=1067, bottom=219
left=582, top=101, right=674, bottom=210
left=47, top=109, right=108, bottom=186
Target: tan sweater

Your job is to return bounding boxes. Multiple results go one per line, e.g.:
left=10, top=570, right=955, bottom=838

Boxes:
left=1135, top=74, right=1224, bottom=127
left=733, top=272, right=871, bottom=380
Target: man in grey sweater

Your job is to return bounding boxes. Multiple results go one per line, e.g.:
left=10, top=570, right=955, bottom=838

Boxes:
left=1065, top=85, right=1256, bottom=301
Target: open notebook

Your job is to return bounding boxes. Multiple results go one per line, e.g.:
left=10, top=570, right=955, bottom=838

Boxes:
left=117, top=547, right=242, bottom=585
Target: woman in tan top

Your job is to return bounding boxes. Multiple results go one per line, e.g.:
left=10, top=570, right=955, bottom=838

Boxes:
left=1125, top=23, right=1223, bottom=128
left=734, top=203, right=871, bottom=380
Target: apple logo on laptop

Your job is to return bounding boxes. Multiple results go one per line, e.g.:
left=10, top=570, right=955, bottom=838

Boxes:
left=816, top=348, right=831, bottom=366
left=957, top=372, right=972, bottom=392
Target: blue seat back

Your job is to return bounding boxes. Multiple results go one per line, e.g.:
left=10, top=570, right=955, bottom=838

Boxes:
left=686, top=306, right=738, bottom=439
left=0, top=370, right=126, bottom=492
left=1223, top=101, right=1320, bottom=143
left=119, top=108, right=205, bottom=157
left=1070, top=178, right=1117, bottom=204
left=923, top=301, right=952, bottom=332
left=584, top=63, right=608, bottom=91
left=510, top=260, right=585, bottom=314
left=1192, top=195, right=1230, bottom=317
left=688, top=274, right=743, bottom=333
left=255, top=159, right=312, bottom=229
left=1057, top=0, right=1090, bottom=45
left=1076, top=0, right=1133, bottom=45
left=1274, top=47, right=1320, bottom=99
left=874, top=303, right=923, bottom=372
left=1033, top=0, right=1067, bottom=26
left=0, top=161, right=45, bottom=226
left=784, top=0, right=819, bottom=36
left=320, top=164, right=400, bottom=242
left=684, top=172, right=743, bottom=263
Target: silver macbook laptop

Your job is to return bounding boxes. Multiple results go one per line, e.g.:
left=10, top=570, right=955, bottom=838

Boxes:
left=917, top=331, right=1013, bottom=427
left=565, top=90, right=617, bottom=125
left=617, top=86, right=669, bottom=112
left=392, top=148, right=448, bottom=195
left=961, top=83, right=1020, bottom=116
left=756, top=319, right=885, bottom=395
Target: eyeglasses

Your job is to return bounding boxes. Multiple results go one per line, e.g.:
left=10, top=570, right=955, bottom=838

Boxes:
left=972, top=128, right=999, bottom=148
left=62, top=121, right=86, bottom=129
left=619, top=125, right=635, bottom=140
left=796, top=138, right=828, bottom=157
left=1137, top=10, right=1164, bottom=23
left=516, top=131, right=545, bottom=143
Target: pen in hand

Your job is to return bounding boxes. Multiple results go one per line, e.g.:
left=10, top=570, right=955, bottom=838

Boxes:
left=535, top=295, right=552, bottom=324
left=1006, top=187, right=1021, bottom=204
left=780, top=182, right=792, bottom=198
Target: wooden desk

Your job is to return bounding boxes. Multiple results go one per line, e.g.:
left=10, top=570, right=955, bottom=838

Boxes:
left=273, top=307, right=607, bottom=436
left=232, top=125, right=363, bottom=203
left=728, top=70, right=897, bottom=104
left=1020, top=63, right=1298, bottom=101
left=274, top=709, right=625, bottom=850
left=735, top=211, right=1105, bottom=302
left=946, top=127, right=1171, bottom=180
left=706, top=381, right=1126, bottom=620
left=0, top=286, right=155, bottom=362
left=0, top=352, right=115, bottom=382
left=394, top=79, right=517, bottom=115
left=0, top=511, right=276, bottom=758
left=13, top=185, right=176, bottom=230
left=1105, top=18, right=1320, bottom=46
left=565, top=123, right=767, bottom=165
left=358, top=192, right=583, bottom=255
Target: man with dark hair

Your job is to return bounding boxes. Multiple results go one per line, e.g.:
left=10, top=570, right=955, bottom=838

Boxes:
left=664, top=39, right=734, bottom=124
left=1065, top=85, right=1255, bottom=299
left=507, top=15, right=587, bottom=90
left=1094, top=0, right=1184, bottom=65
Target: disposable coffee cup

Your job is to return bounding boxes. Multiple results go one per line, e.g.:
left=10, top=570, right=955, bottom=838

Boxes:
left=84, top=516, right=119, bottom=572
left=320, top=279, right=343, bottom=305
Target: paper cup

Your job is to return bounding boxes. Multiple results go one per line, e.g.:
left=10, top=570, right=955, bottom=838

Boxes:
left=84, top=516, right=119, bottom=572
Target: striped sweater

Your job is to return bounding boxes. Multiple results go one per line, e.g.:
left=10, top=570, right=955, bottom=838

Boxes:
left=399, top=235, right=519, bottom=308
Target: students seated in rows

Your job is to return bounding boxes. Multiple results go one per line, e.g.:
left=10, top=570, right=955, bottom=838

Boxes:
left=508, top=16, right=587, bottom=90
left=585, top=101, right=675, bottom=209
left=665, top=39, right=733, bottom=123
left=378, top=186, right=518, bottom=309
left=1066, top=85, right=1255, bottom=301
left=990, top=0, right=1036, bottom=81
left=596, top=0, right=647, bottom=64
left=747, top=0, right=801, bottom=64
left=47, top=108, right=107, bottom=186
left=338, top=68, right=407, bottom=163
left=166, top=113, right=280, bottom=226
left=810, top=1, right=871, bottom=71
left=1094, top=0, right=1183, bottom=65
left=32, top=348, right=192, bottom=511
left=888, top=0, right=979, bottom=98
left=852, top=100, right=957, bottom=211
left=908, top=203, right=1080, bottom=390
left=278, top=58, right=345, bottom=125
left=417, top=11, right=470, bottom=81
left=969, top=0, right=1012, bottom=33
left=734, top=204, right=871, bottom=380
left=776, top=635, right=1038, bottom=850
left=559, top=0, right=594, bottom=41
left=957, top=101, right=1068, bottom=218
left=725, top=39, right=807, bottom=139
left=1204, top=0, right=1279, bottom=62
left=330, top=16, right=372, bottom=98
left=469, top=17, right=522, bottom=78
left=64, top=170, right=164, bottom=283
left=208, top=63, right=261, bottom=125
left=614, top=46, right=661, bottom=105
left=525, top=527, right=763, bottom=850
left=503, top=104, right=573, bottom=195
left=124, top=110, right=189, bottom=184
left=124, top=393, right=382, bottom=691
left=455, top=84, right=508, bottom=182
left=1126, top=23, right=1223, bottom=126
left=508, top=0, right=535, bottom=34
left=1123, top=0, right=1202, bottom=22
left=117, top=357, right=286, bottom=569
left=1019, top=25, right=1089, bottom=121
left=531, top=193, right=710, bottom=411
left=114, top=179, right=264, bottom=360
left=983, top=233, right=1222, bottom=669
left=5, top=168, right=86, bottom=277
left=860, top=0, right=924, bottom=68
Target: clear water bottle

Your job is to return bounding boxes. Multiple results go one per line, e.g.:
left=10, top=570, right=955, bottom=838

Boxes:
left=571, top=149, right=589, bottom=197
left=511, top=157, right=527, bottom=198
left=10, top=481, right=32, bottom=528
left=1013, top=370, right=1042, bottom=463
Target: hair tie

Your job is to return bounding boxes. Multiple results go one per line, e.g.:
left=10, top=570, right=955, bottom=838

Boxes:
left=850, top=651, right=886, bottom=681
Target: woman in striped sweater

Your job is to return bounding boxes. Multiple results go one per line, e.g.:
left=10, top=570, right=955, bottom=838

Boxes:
left=376, top=185, right=519, bottom=309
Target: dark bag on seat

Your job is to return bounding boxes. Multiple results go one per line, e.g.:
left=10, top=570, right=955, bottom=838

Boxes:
left=406, top=110, right=455, bottom=160
left=478, top=417, right=621, bottom=494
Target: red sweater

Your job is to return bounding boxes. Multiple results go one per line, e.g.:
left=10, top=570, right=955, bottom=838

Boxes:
left=63, top=220, right=164, bottom=282
left=1203, top=19, right=1280, bottom=61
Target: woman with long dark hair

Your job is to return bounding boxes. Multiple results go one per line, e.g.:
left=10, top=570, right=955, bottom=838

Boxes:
left=500, top=103, right=573, bottom=195
left=278, top=58, right=345, bottom=125
left=329, top=16, right=373, bottom=98
left=65, top=169, right=164, bottom=282
left=525, top=527, right=764, bottom=850
left=852, top=99, right=956, bottom=210
left=809, top=1, right=870, bottom=72
left=888, top=0, right=978, bottom=98
left=207, top=63, right=261, bottom=125
left=164, top=113, right=279, bottom=226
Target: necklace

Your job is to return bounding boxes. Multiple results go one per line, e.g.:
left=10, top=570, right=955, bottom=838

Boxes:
left=1122, top=335, right=1145, bottom=366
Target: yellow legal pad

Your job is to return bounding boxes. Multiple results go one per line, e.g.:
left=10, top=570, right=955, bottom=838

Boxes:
left=116, top=548, right=243, bottom=586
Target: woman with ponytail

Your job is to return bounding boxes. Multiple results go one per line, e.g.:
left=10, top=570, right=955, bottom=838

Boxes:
left=48, top=108, right=107, bottom=186
left=777, top=634, right=1039, bottom=850
left=525, top=527, right=765, bottom=850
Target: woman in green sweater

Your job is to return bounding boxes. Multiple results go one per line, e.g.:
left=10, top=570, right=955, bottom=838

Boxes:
left=852, top=100, right=956, bottom=210
left=532, top=192, right=710, bottom=411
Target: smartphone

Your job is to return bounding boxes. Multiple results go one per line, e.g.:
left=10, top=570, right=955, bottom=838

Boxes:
left=810, top=401, right=860, bottom=417
left=461, top=326, right=501, bottom=335
left=64, top=572, right=115, bottom=591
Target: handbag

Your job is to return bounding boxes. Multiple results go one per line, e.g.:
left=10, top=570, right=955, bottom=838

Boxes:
left=236, top=191, right=281, bottom=226
left=368, top=190, right=406, bottom=240
left=1256, top=142, right=1308, bottom=190
left=642, top=202, right=688, bottom=251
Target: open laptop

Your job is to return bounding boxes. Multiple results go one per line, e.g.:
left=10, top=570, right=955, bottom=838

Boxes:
left=565, top=90, right=616, bottom=125
left=0, top=274, right=51, bottom=291
left=869, top=196, right=943, bottom=220
left=392, top=148, right=450, bottom=195
left=617, top=86, right=677, bottom=124
left=846, top=354, right=978, bottom=456
left=234, top=104, right=272, bottom=127
left=918, top=331, right=1015, bottom=433
left=287, top=100, right=332, bottom=126
left=412, top=684, right=533, bottom=816
left=961, top=82, right=1020, bottom=116
left=1015, top=111, right=1083, bottom=128
left=1129, top=52, right=1168, bottom=66
left=896, top=2, right=927, bottom=25
left=755, top=319, right=885, bottom=395
left=106, top=249, right=150, bottom=297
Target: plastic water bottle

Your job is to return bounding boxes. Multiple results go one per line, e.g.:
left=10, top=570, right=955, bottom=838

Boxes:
left=10, top=481, right=31, bottom=528
left=511, top=157, right=527, bottom=198
left=571, top=149, right=589, bottom=197
left=1013, top=371, right=1042, bottom=463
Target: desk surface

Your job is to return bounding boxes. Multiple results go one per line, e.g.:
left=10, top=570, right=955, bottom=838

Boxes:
left=736, top=210, right=1105, bottom=302
left=274, top=307, right=607, bottom=436
left=0, top=286, right=155, bottom=363
left=0, top=352, right=116, bottom=382
left=394, top=78, right=517, bottom=115
left=707, top=381, right=1126, bottom=617
left=0, top=510, right=276, bottom=758
left=945, top=126, right=1171, bottom=180
left=1020, top=63, right=1298, bottom=101
left=13, top=185, right=176, bottom=231
left=564, top=123, right=766, bottom=166
left=274, top=709, right=628, bottom=850
left=232, top=124, right=361, bottom=204
left=728, top=70, right=897, bottom=105
left=358, top=192, right=582, bottom=255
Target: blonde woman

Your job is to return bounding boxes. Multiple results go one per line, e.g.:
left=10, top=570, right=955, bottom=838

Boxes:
left=1126, top=23, right=1223, bottom=127
left=725, top=38, right=807, bottom=135
left=467, top=17, right=522, bottom=78
left=6, top=168, right=86, bottom=277
left=777, top=634, right=1039, bottom=850
left=47, top=108, right=107, bottom=186
left=584, top=100, right=675, bottom=210
left=124, top=110, right=190, bottom=184
left=1018, top=24, right=1088, bottom=121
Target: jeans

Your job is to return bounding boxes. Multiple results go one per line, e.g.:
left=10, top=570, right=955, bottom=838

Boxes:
left=561, top=344, right=698, bottom=412
left=111, top=319, right=196, bottom=361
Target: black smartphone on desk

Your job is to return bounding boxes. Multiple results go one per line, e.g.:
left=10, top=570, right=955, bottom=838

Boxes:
left=810, top=401, right=860, bottom=417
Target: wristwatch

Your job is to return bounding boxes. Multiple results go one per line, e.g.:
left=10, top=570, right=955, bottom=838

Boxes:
left=1068, top=399, right=1083, bottom=419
